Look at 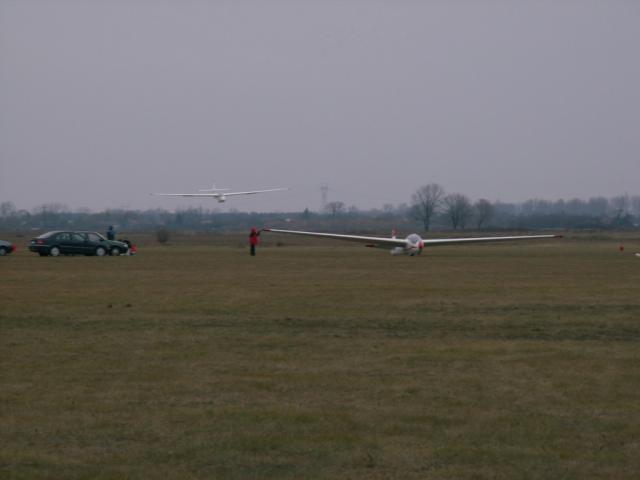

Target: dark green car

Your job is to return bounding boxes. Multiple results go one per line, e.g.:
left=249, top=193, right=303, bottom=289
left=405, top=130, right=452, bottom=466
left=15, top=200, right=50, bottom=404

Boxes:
left=29, top=231, right=129, bottom=257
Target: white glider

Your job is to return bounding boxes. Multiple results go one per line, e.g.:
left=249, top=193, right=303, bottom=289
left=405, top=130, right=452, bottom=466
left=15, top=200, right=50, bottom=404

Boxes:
left=152, top=184, right=288, bottom=203
left=262, top=228, right=562, bottom=256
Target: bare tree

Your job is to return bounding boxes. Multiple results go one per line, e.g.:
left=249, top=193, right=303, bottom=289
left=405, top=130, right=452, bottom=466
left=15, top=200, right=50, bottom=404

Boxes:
left=474, top=198, right=494, bottom=229
left=630, top=195, right=640, bottom=218
left=565, top=198, right=587, bottom=215
left=444, top=193, right=472, bottom=229
left=610, top=195, right=629, bottom=222
left=326, top=201, right=345, bottom=217
left=382, top=203, right=395, bottom=214
left=411, top=183, right=445, bottom=231
left=35, top=203, right=69, bottom=214
left=0, top=201, right=17, bottom=218
left=587, top=197, right=609, bottom=216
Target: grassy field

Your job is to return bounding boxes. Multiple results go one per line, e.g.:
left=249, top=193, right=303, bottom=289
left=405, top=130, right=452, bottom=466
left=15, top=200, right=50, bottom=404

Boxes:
left=1, top=233, right=640, bottom=479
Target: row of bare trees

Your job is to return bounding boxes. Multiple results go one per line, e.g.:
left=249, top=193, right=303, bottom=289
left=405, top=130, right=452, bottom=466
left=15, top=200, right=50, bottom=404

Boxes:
left=1, top=191, right=639, bottom=232
left=411, top=184, right=495, bottom=231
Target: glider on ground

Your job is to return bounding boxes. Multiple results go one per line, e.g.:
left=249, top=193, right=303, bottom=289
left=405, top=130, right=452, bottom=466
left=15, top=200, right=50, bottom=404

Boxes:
left=262, top=228, right=562, bottom=256
left=152, top=183, right=288, bottom=203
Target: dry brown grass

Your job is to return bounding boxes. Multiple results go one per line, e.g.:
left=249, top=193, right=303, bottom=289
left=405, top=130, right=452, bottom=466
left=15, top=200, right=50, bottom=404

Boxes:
left=1, top=234, right=639, bottom=479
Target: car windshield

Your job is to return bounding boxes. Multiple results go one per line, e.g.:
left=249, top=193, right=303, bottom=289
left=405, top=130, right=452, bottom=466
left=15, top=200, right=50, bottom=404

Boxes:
left=37, top=231, right=57, bottom=239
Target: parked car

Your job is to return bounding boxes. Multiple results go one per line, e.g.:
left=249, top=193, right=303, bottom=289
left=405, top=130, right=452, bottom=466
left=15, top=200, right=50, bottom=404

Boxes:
left=29, top=231, right=129, bottom=257
left=0, top=240, right=16, bottom=256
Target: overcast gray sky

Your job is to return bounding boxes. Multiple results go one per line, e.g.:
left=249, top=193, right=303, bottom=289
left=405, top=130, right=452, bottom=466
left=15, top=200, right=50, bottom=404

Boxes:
left=1, top=0, right=638, bottom=212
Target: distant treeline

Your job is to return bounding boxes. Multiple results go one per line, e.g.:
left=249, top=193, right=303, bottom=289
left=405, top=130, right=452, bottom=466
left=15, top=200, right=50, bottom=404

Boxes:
left=1, top=190, right=639, bottom=234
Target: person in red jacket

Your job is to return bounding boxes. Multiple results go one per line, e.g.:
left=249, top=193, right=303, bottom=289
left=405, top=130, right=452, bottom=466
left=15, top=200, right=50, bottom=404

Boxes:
left=249, top=227, right=260, bottom=256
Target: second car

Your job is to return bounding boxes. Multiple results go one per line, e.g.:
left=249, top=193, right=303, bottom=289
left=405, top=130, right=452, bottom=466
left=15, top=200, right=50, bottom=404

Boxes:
left=29, top=231, right=129, bottom=257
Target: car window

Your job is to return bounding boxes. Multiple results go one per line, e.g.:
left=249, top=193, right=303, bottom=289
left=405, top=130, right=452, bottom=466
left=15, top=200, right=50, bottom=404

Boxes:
left=87, top=233, right=103, bottom=242
left=56, top=233, right=71, bottom=241
left=71, top=233, right=86, bottom=242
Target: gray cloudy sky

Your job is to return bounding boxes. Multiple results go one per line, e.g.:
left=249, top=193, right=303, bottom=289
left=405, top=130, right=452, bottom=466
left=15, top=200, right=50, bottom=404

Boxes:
left=1, top=0, right=638, bottom=212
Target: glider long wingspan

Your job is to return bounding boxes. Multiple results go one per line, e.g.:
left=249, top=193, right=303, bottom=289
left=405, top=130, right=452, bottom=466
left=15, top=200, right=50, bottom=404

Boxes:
left=263, top=229, right=408, bottom=247
left=422, top=234, right=562, bottom=246
left=263, top=228, right=562, bottom=256
left=152, top=187, right=288, bottom=198
left=152, top=187, right=289, bottom=203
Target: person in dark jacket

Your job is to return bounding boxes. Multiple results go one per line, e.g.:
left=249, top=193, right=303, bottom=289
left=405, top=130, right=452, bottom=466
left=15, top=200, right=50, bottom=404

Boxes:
left=106, top=225, right=116, bottom=240
left=249, top=227, right=260, bottom=256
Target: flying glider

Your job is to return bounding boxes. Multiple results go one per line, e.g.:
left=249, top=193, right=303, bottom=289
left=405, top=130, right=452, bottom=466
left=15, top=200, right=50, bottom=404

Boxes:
left=262, top=228, right=562, bottom=256
left=152, top=184, right=288, bottom=203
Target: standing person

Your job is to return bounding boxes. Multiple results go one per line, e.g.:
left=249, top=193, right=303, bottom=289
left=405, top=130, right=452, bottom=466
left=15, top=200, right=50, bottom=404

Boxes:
left=106, top=225, right=116, bottom=240
left=249, top=227, right=260, bottom=256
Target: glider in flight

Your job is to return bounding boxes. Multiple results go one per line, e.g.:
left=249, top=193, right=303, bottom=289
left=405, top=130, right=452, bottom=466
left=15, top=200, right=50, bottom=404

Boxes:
left=152, top=183, right=288, bottom=203
left=262, top=228, right=562, bottom=256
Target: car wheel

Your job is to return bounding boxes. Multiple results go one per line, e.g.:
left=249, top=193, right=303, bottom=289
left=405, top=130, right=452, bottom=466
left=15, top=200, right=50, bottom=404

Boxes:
left=110, top=247, right=120, bottom=256
left=95, top=246, right=107, bottom=257
left=0, top=247, right=7, bottom=256
left=50, top=246, right=61, bottom=257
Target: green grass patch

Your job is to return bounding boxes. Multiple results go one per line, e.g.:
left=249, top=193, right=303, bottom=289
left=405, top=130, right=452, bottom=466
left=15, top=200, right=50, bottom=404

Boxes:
left=1, top=237, right=640, bottom=478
